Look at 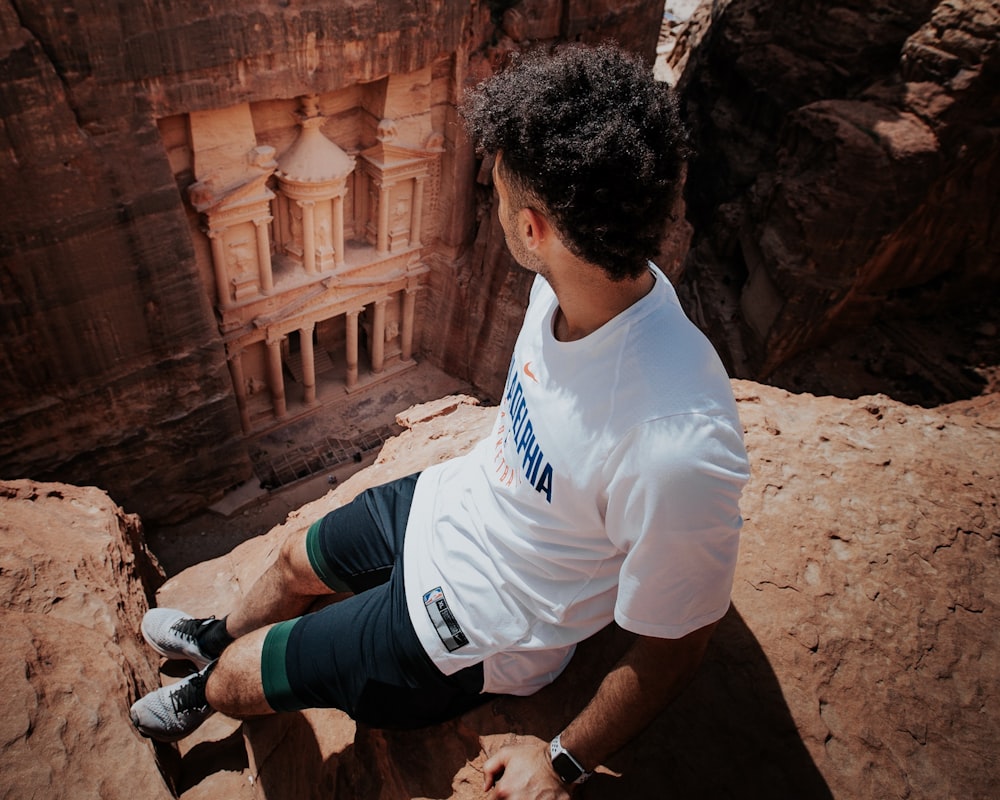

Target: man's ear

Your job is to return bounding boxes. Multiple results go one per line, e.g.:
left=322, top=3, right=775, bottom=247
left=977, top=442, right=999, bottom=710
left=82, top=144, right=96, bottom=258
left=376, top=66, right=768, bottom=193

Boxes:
left=520, top=207, right=547, bottom=250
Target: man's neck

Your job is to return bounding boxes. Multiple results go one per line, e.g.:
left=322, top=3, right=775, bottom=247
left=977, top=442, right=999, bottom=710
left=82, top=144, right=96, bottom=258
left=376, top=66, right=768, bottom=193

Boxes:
left=549, top=266, right=654, bottom=342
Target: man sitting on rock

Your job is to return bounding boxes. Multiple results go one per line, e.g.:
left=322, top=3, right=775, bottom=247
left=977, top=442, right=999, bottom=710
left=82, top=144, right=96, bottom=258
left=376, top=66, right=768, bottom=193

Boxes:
left=130, top=43, right=749, bottom=798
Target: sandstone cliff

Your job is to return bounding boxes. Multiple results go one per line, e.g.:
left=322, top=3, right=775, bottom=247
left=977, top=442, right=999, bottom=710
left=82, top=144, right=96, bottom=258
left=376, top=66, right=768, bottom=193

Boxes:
left=4, top=385, right=995, bottom=799
left=0, top=0, right=663, bottom=524
left=0, top=480, right=169, bottom=799
left=4, top=0, right=996, bottom=530
left=676, top=0, right=1000, bottom=387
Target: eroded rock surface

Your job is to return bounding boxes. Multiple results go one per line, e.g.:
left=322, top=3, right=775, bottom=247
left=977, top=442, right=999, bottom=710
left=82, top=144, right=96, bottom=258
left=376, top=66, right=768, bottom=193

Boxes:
left=0, top=480, right=169, bottom=799
left=150, top=387, right=999, bottom=799
left=677, top=0, right=1000, bottom=384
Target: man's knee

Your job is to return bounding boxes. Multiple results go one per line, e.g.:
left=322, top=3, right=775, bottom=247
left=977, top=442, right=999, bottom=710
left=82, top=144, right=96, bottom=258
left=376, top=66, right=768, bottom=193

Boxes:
left=275, top=527, right=325, bottom=589
left=205, top=630, right=273, bottom=718
left=277, top=528, right=306, bottom=573
left=277, top=519, right=350, bottom=596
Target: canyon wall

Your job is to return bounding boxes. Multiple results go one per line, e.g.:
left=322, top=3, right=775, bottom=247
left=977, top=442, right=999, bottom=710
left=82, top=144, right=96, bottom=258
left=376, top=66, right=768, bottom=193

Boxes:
left=0, top=0, right=662, bottom=523
left=6, top=0, right=994, bottom=525
left=0, top=479, right=170, bottom=799
left=676, top=0, right=1000, bottom=381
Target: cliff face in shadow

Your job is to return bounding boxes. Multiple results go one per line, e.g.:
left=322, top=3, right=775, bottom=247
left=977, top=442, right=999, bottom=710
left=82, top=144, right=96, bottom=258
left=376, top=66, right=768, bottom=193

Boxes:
left=675, top=0, right=1000, bottom=392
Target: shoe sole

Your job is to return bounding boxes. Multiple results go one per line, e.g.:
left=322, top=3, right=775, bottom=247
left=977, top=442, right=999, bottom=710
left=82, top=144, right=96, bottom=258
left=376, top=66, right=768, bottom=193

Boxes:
left=131, top=713, right=193, bottom=743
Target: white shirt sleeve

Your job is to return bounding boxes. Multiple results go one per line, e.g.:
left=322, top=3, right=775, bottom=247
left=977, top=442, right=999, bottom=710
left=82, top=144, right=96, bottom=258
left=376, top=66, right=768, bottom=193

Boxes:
left=603, top=413, right=749, bottom=639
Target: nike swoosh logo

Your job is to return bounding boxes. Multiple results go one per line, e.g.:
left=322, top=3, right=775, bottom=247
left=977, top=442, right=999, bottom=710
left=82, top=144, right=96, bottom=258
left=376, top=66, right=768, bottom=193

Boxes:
left=523, top=361, right=538, bottom=382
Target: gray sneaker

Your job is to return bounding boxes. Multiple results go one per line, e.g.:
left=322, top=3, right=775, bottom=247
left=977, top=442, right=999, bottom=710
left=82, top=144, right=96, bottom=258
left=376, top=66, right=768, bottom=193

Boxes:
left=130, top=664, right=215, bottom=742
left=141, top=608, right=216, bottom=669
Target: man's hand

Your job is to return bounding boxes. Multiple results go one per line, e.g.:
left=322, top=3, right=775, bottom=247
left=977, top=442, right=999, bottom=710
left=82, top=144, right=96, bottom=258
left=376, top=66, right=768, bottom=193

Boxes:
left=481, top=624, right=719, bottom=798
left=482, top=736, right=572, bottom=799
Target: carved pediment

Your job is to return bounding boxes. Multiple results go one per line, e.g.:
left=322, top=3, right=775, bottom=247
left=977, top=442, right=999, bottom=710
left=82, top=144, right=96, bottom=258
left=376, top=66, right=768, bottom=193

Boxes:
left=361, top=140, right=434, bottom=170
left=188, top=168, right=275, bottom=215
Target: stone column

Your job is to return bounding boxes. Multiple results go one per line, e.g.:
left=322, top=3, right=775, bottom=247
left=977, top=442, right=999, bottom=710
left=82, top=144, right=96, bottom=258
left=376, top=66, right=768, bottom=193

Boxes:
left=371, top=298, right=387, bottom=374
left=227, top=350, right=252, bottom=433
left=301, top=200, right=317, bottom=274
left=254, top=217, right=274, bottom=294
left=266, top=334, right=287, bottom=419
left=401, top=287, right=417, bottom=362
left=273, top=195, right=286, bottom=253
left=300, top=322, right=317, bottom=406
left=345, top=309, right=360, bottom=390
left=333, top=194, right=346, bottom=267
left=410, top=177, right=425, bottom=248
left=207, top=229, right=232, bottom=308
left=377, top=184, right=390, bottom=254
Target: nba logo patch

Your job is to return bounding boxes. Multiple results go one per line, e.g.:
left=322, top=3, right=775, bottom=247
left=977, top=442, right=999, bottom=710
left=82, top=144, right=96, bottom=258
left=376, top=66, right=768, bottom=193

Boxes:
left=423, top=587, right=444, bottom=605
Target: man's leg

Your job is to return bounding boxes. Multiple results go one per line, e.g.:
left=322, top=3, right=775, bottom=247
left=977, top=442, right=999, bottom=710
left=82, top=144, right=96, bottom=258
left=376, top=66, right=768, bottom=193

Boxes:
left=131, top=474, right=478, bottom=739
left=140, top=523, right=349, bottom=669
left=196, top=529, right=342, bottom=717
left=130, top=528, right=345, bottom=739
left=203, top=625, right=273, bottom=716
left=224, top=527, right=345, bottom=639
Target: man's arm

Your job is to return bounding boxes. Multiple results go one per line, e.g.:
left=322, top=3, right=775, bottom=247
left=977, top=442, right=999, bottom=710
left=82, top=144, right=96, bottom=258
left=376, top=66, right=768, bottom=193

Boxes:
left=482, top=620, right=719, bottom=798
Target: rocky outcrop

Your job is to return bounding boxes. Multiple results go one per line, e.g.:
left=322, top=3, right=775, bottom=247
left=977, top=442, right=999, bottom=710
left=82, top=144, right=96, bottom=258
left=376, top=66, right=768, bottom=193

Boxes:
left=0, top=479, right=169, bottom=799
left=1, top=387, right=997, bottom=797
left=144, top=386, right=998, bottom=799
left=677, top=0, right=1000, bottom=382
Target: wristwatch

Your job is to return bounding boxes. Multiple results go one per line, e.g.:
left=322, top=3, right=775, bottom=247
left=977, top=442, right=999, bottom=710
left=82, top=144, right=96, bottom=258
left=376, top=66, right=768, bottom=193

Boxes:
left=549, top=733, right=592, bottom=785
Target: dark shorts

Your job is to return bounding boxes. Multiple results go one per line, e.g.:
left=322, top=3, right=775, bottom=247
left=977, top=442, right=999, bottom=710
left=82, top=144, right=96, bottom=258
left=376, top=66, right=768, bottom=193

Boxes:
left=260, top=473, right=490, bottom=729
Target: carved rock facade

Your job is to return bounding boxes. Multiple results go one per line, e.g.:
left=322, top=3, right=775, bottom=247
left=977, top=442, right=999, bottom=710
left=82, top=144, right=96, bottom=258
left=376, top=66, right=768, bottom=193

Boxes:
left=0, top=0, right=662, bottom=522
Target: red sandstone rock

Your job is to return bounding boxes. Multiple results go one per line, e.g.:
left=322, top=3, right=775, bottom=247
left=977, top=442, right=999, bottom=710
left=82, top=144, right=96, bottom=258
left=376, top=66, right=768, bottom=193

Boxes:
left=0, top=480, right=170, bottom=799
left=1, top=388, right=997, bottom=797
left=150, top=387, right=999, bottom=799
left=678, top=0, right=1000, bottom=380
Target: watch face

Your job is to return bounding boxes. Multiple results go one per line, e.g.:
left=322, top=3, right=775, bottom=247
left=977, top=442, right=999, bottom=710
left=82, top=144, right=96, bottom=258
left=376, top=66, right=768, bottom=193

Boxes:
left=551, top=751, right=583, bottom=783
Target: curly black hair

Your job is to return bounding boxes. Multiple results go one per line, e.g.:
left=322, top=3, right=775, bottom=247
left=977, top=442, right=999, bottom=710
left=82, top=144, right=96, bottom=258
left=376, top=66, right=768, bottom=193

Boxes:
left=461, top=43, right=690, bottom=280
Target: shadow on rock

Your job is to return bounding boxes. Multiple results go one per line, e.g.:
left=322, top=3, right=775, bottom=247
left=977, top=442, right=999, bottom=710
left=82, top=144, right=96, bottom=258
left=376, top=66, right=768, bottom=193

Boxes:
left=592, top=606, right=833, bottom=799
left=330, top=606, right=832, bottom=799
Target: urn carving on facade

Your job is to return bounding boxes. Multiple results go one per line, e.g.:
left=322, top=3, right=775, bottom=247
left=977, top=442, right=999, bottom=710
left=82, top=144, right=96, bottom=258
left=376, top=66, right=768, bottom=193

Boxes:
left=274, top=94, right=356, bottom=275
left=358, top=118, right=434, bottom=254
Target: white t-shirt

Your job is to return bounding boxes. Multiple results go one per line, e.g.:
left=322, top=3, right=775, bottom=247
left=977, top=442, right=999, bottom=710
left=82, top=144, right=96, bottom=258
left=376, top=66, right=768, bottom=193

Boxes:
left=403, top=265, right=749, bottom=695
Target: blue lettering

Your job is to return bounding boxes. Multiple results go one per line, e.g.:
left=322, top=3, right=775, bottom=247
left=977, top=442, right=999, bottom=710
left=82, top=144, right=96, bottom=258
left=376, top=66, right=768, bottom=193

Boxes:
left=511, top=397, right=527, bottom=439
left=509, top=379, right=523, bottom=409
left=524, top=440, right=542, bottom=485
left=497, top=366, right=554, bottom=503
left=534, top=463, right=553, bottom=503
left=516, top=419, right=533, bottom=454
